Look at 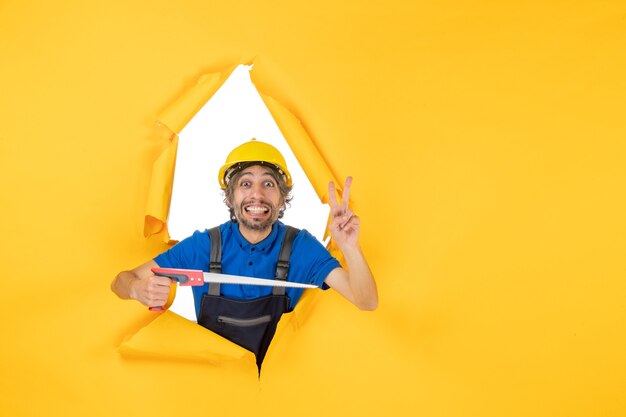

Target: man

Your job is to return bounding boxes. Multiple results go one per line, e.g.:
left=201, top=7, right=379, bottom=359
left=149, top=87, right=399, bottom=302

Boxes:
left=112, top=139, right=377, bottom=368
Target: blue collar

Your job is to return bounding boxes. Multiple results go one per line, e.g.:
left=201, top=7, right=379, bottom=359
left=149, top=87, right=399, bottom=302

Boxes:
left=229, top=220, right=283, bottom=252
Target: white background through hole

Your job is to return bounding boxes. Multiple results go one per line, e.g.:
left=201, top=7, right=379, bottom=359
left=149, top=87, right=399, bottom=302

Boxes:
left=166, top=65, right=330, bottom=320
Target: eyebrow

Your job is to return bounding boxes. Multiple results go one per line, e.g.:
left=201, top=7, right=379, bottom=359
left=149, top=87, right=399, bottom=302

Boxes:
left=239, top=171, right=278, bottom=181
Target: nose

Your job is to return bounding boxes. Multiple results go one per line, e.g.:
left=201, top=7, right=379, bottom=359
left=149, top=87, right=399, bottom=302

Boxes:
left=249, top=182, right=265, bottom=198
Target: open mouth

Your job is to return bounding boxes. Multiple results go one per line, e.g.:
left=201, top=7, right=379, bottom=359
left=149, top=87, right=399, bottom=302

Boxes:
left=237, top=200, right=276, bottom=231
left=243, top=204, right=270, bottom=216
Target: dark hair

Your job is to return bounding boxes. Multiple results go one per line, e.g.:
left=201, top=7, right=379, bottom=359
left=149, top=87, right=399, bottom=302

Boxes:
left=223, top=162, right=293, bottom=222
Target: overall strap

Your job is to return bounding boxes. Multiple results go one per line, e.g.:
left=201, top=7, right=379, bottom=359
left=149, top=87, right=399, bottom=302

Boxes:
left=207, top=227, right=222, bottom=296
left=273, top=226, right=300, bottom=296
left=206, top=225, right=299, bottom=296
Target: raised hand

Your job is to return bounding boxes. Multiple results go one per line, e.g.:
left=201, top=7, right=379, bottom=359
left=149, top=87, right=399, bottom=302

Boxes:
left=328, top=176, right=360, bottom=249
left=324, top=176, right=378, bottom=310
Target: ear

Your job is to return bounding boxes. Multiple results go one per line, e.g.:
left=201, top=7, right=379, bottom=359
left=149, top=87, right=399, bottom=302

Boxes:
left=223, top=190, right=233, bottom=209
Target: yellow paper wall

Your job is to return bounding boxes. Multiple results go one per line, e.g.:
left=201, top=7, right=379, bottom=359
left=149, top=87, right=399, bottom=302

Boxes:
left=1, top=1, right=625, bottom=417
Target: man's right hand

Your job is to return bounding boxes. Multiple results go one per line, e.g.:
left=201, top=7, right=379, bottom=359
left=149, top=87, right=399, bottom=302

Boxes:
left=111, top=260, right=172, bottom=308
left=129, top=275, right=172, bottom=308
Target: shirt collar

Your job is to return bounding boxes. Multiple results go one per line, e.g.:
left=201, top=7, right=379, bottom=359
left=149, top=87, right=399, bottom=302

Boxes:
left=229, top=220, right=282, bottom=252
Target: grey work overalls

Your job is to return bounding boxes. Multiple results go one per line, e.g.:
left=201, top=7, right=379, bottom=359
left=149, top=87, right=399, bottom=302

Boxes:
left=197, top=226, right=299, bottom=373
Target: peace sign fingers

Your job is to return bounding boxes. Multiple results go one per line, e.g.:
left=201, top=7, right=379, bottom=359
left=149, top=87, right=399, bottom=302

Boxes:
left=341, top=176, right=353, bottom=211
left=328, top=176, right=353, bottom=216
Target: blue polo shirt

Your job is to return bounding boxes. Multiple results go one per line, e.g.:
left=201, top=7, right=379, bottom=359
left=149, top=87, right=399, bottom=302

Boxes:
left=154, top=221, right=340, bottom=317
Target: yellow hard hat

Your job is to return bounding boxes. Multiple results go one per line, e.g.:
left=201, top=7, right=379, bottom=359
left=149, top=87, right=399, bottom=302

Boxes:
left=218, top=139, right=292, bottom=189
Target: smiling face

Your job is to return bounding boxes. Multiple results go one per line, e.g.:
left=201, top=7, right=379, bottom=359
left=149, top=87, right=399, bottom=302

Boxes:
left=227, top=164, right=285, bottom=238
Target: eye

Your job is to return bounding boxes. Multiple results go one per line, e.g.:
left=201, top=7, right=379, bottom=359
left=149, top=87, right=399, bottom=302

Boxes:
left=239, top=180, right=251, bottom=187
left=264, top=181, right=275, bottom=187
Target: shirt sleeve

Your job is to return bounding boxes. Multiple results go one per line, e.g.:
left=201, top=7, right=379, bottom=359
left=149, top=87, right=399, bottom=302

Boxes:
left=153, top=230, right=211, bottom=271
left=291, top=229, right=341, bottom=289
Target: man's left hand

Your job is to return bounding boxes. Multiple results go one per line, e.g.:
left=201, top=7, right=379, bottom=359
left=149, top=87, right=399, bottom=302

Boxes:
left=328, top=176, right=360, bottom=249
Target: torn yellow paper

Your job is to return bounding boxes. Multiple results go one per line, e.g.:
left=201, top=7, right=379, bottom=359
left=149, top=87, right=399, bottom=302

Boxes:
left=144, top=66, right=238, bottom=241
left=158, top=66, right=238, bottom=134
left=254, top=92, right=349, bottom=260
left=119, top=310, right=255, bottom=367
left=251, top=71, right=349, bottom=260
left=253, top=92, right=340, bottom=203
left=118, top=292, right=317, bottom=368
left=144, top=136, right=178, bottom=238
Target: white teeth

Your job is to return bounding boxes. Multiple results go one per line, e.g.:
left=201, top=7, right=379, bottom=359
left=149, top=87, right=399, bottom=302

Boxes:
left=245, top=206, right=269, bottom=213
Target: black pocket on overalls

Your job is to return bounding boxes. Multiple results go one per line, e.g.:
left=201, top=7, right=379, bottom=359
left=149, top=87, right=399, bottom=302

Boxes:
left=217, top=315, right=272, bottom=327
left=214, top=313, right=273, bottom=355
left=198, top=294, right=290, bottom=371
